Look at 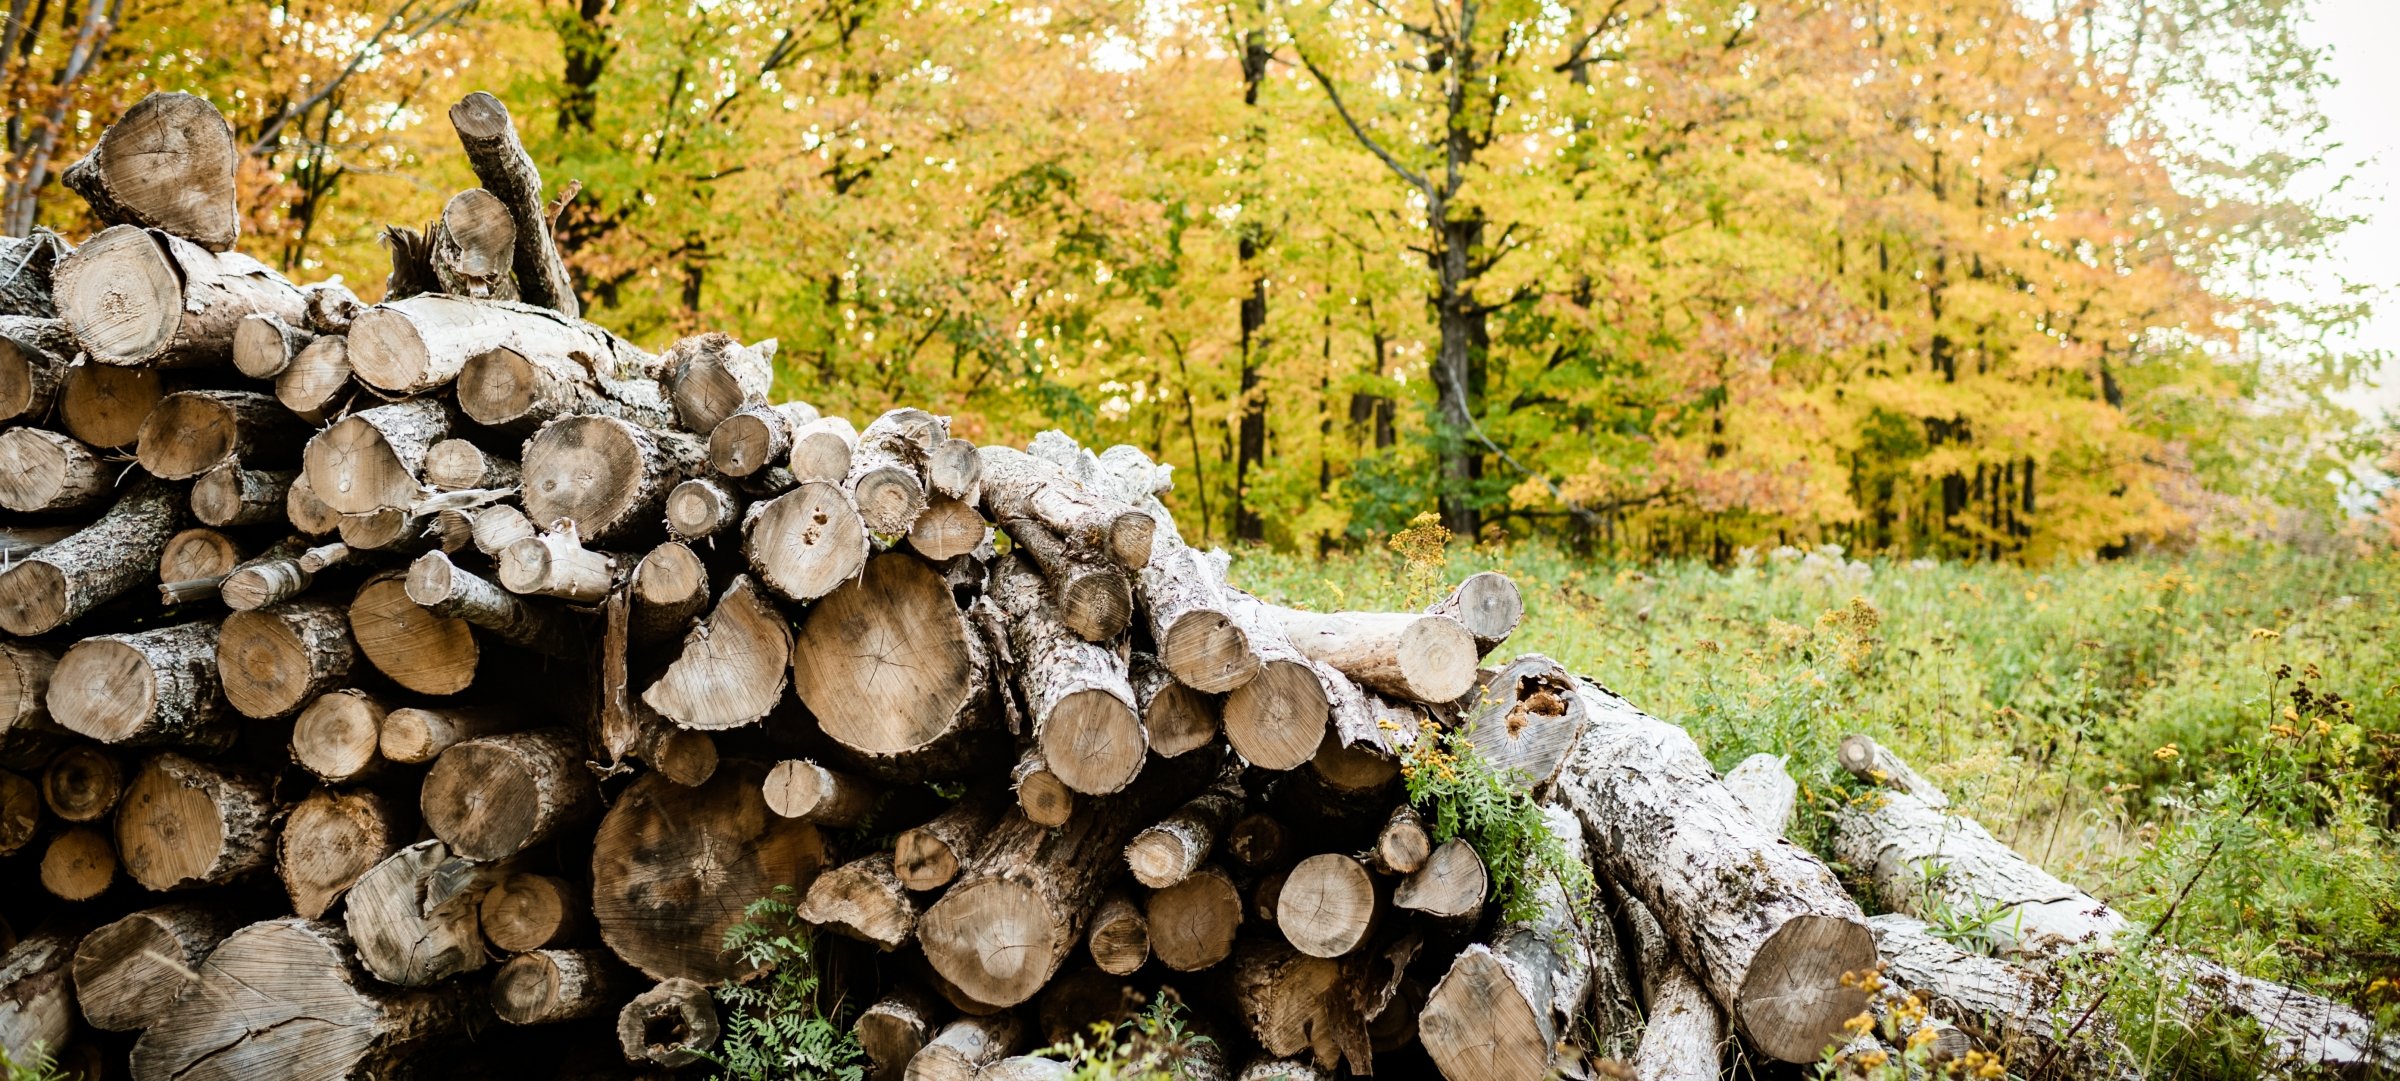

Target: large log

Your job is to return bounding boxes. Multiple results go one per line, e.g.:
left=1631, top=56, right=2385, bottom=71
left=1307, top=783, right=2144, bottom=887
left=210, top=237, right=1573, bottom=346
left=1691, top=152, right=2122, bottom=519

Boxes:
left=57, top=361, right=164, bottom=448
left=1268, top=604, right=1477, bottom=706
left=1278, top=854, right=1378, bottom=958
left=523, top=413, right=706, bottom=542
left=987, top=554, right=1144, bottom=795
left=1869, top=914, right=2136, bottom=1078
left=0, top=317, right=74, bottom=423
left=791, top=552, right=1000, bottom=778
left=62, top=91, right=240, bottom=250
left=448, top=92, right=579, bottom=318
left=56, top=226, right=303, bottom=366
left=1457, top=653, right=1585, bottom=791
left=1551, top=680, right=1876, bottom=1064
left=302, top=398, right=454, bottom=515
left=743, top=480, right=871, bottom=602
left=0, top=477, right=181, bottom=635
left=129, top=917, right=469, bottom=1081
left=1216, top=588, right=1330, bottom=770
left=431, top=188, right=518, bottom=299
left=218, top=598, right=355, bottom=719
left=917, top=757, right=1211, bottom=1007
left=51, top=621, right=233, bottom=749
left=344, top=839, right=499, bottom=987
left=0, top=928, right=78, bottom=1068
left=799, top=852, right=918, bottom=949
left=977, top=445, right=1153, bottom=568
left=592, top=763, right=826, bottom=982
left=421, top=728, right=600, bottom=861
left=349, top=294, right=641, bottom=396
left=643, top=575, right=790, bottom=730
left=279, top=787, right=409, bottom=919
left=115, top=753, right=276, bottom=890
left=71, top=905, right=236, bottom=1031
left=350, top=572, right=479, bottom=695
left=492, top=948, right=628, bottom=1026
left=0, top=428, right=111, bottom=514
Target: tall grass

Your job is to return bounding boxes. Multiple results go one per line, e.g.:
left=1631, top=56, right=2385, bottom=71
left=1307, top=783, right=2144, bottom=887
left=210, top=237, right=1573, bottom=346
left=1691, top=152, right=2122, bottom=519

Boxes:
left=1233, top=541, right=2400, bottom=1038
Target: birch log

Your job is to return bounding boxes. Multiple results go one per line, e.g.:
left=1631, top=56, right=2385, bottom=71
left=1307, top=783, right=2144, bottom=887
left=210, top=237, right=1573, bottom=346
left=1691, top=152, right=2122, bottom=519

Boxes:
left=0, top=477, right=181, bottom=635
left=987, top=553, right=1144, bottom=795
left=56, top=226, right=303, bottom=367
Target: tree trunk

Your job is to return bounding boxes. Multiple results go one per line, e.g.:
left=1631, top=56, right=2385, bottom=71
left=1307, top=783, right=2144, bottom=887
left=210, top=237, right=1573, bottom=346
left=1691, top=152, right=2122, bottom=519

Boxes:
left=1268, top=605, right=1476, bottom=706
left=800, top=852, right=918, bottom=949
left=480, top=872, right=589, bottom=954
left=977, top=445, right=1153, bottom=569
left=1551, top=680, right=1875, bottom=1064
left=423, top=438, right=521, bottom=492
left=743, top=480, right=871, bottom=602
left=274, top=334, right=352, bottom=424
left=56, top=226, right=304, bottom=366
left=790, top=414, right=859, bottom=484
left=431, top=188, right=519, bottom=300
left=344, top=839, right=499, bottom=987
left=69, top=904, right=236, bottom=1030
left=349, top=294, right=641, bottom=398
left=192, top=463, right=295, bottom=527
left=39, top=823, right=115, bottom=899
left=57, top=361, right=165, bottom=449
left=523, top=413, right=705, bottom=543
left=617, top=977, right=720, bottom=1068
left=232, top=311, right=314, bottom=378
left=136, top=389, right=301, bottom=481
left=641, top=574, right=789, bottom=730
left=894, top=791, right=1005, bottom=892
left=290, top=689, right=386, bottom=783
left=764, top=758, right=877, bottom=825
left=115, top=752, right=277, bottom=890
left=303, top=398, right=455, bottom=515
left=1087, top=891, right=1149, bottom=976
left=421, top=728, right=600, bottom=861
left=1458, top=654, right=1585, bottom=791
left=349, top=572, right=480, bottom=695
left=987, top=554, right=1144, bottom=795
left=0, top=317, right=74, bottom=424
left=860, top=988, right=943, bottom=1081
left=791, top=552, right=1002, bottom=779
left=130, top=917, right=469, bottom=1081
left=218, top=598, right=355, bottom=720
left=1217, top=589, right=1330, bottom=771
left=918, top=756, right=1211, bottom=1007
left=279, top=786, right=410, bottom=920
left=665, top=476, right=743, bottom=540
left=0, top=477, right=181, bottom=635
left=846, top=408, right=947, bottom=537
left=1869, top=914, right=2138, bottom=1078
left=1134, top=653, right=1221, bottom=757
left=448, top=92, right=580, bottom=318
left=0, top=428, right=111, bottom=514
left=592, top=763, right=827, bottom=982
left=0, top=928, right=80, bottom=1068
left=456, top=338, right=675, bottom=433
left=1426, top=571, right=1522, bottom=658
left=497, top=526, right=622, bottom=602
left=708, top=400, right=818, bottom=478
left=52, top=621, right=232, bottom=748
left=61, top=91, right=238, bottom=249
left=1126, top=776, right=1242, bottom=888
left=406, top=550, right=584, bottom=657
left=492, top=948, right=628, bottom=1025
left=1149, top=864, right=1244, bottom=971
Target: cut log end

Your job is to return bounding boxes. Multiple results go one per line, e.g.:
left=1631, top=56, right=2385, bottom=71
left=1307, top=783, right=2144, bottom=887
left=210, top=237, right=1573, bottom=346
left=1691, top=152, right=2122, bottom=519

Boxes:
left=1039, top=690, right=1144, bottom=796
left=1278, top=854, right=1377, bottom=958
left=1162, top=609, right=1257, bottom=694
left=1223, top=660, right=1329, bottom=771
left=1736, top=914, right=1879, bottom=1064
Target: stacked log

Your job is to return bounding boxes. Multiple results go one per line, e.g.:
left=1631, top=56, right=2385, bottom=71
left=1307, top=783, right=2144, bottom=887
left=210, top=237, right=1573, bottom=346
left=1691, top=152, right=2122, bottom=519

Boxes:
left=0, top=87, right=2380, bottom=1081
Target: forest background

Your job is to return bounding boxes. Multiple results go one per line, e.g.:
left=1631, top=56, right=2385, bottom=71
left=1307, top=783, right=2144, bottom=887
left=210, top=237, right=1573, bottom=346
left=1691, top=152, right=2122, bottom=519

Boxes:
left=0, top=0, right=2385, bottom=560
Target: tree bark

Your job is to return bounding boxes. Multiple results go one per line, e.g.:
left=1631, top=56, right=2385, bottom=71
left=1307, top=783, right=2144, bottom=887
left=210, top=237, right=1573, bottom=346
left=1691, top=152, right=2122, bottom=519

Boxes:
left=218, top=598, right=355, bottom=720
left=1836, top=732, right=1947, bottom=807
left=1087, top=891, right=1149, bottom=976
left=0, top=316, right=73, bottom=423
left=448, top=92, right=580, bottom=318
left=492, top=948, right=628, bottom=1026
left=192, top=463, right=295, bottom=527
left=421, top=728, right=600, bottom=861
left=115, top=753, right=276, bottom=890
left=349, top=572, right=480, bottom=695
left=480, top=872, right=589, bottom=954
left=987, top=553, right=1144, bottom=795
left=0, top=477, right=181, bottom=635
left=289, top=689, right=386, bottom=784
left=350, top=294, right=643, bottom=399
left=0, top=428, right=111, bottom=514
left=593, top=763, right=826, bottom=982
left=977, top=445, right=1153, bottom=568
left=0, top=236, right=65, bottom=319
left=70, top=904, right=236, bottom=1030
left=279, top=786, right=409, bottom=920
left=62, top=91, right=239, bottom=249
left=800, top=852, right=919, bottom=949
left=52, top=621, right=233, bottom=748
left=894, top=791, right=1005, bottom=892
left=846, top=408, right=947, bottom=536
left=743, top=480, right=871, bottom=602
left=524, top=412, right=706, bottom=543
left=406, top=550, right=584, bottom=657
left=791, top=552, right=1001, bottom=779
left=1551, top=680, right=1875, bottom=1064
left=56, top=226, right=304, bottom=366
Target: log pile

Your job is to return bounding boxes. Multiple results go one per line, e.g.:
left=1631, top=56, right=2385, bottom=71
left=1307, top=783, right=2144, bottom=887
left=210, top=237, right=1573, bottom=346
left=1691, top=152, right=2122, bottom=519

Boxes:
left=0, top=89, right=2388, bottom=1081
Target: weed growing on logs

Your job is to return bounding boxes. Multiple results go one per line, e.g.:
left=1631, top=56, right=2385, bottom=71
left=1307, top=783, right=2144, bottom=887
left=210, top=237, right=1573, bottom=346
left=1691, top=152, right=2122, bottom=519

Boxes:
left=1401, top=721, right=1594, bottom=924
left=1039, top=991, right=1218, bottom=1080
left=707, top=887, right=867, bottom=1081
left=0, top=1045, right=68, bottom=1081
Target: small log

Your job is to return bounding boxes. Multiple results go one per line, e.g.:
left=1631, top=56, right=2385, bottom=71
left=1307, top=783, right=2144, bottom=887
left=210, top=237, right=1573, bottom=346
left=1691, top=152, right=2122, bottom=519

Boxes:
left=302, top=280, right=365, bottom=332
left=0, top=928, right=80, bottom=1069
left=115, top=753, right=276, bottom=890
left=0, top=643, right=55, bottom=745
left=274, top=334, right=351, bottom=422
left=618, top=977, right=719, bottom=1068
left=380, top=705, right=518, bottom=764
left=160, top=526, right=245, bottom=584
left=62, top=91, right=240, bottom=249
left=799, top=853, right=918, bottom=949
left=0, top=428, right=111, bottom=514
left=1083, top=453, right=1257, bottom=691
left=661, top=332, right=778, bottom=432
left=1002, top=516, right=1131, bottom=642
left=493, top=948, right=628, bottom=1026
left=334, top=508, right=434, bottom=561
left=456, top=339, right=675, bottom=432
left=71, top=905, right=235, bottom=1031
left=907, top=1013, right=1027, bottom=1081
left=345, top=839, right=499, bottom=987
left=284, top=470, right=343, bottom=535
left=894, top=791, right=1005, bottom=891
left=593, top=764, right=827, bottom=982
left=422, top=728, right=600, bottom=861
left=279, top=787, right=409, bottom=919
left=57, top=361, right=165, bottom=448
left=430, top=188, right=518, bottom=300
left=926, top=437, right=981, bottom=502
left=1278, top=853, right=1379, bottom=958
left=1372, top=805, right=1431, bottom=875
left=1393, top=838, right=1486, bottom=919
left=1836, top=732, right=1947, bottom=807
left=129, top=918, right=470, bottom=1081
left=523, top=413, right=706, bottom=542
left=1269, top=605, right=1477, bottom=705
left=859, top=988, right=942, bottom=1081
left=1011, top=749, right=1075, bottom=827
left=987, top=554, right=1144, bottom=795
left=303, top=398, right=454, bottom=515
left=218, top=598, right=355, bottom=720
left=1552, top=681, right=1876, bottom=1064
left=791, top=551, right=1000, bottom=778
left=289, top=689, right=387, bottom=784
left=1427, top=570, right=1523, bottom=658
left=1870, top=914, right=2135, bottom=1077
left=449, top=93, right=579, bottom=317
left=192, top=463, right=294, bottom=527
left=422, top=438, right=521, bottom=492
left=708, top=400, right=817, bottom=477
left=665, top=476, right=743, bottom=540
left=0, top=316, right=74, bottom=423
left=845, top=407, right=946, bottom=536
left=0, top=477, right=182, bottom=635
left=40, top=745, right=120, bottom=823
left=231, top=311, right=313, bottom=378
left=57, top=226, right=303, bottom=366
left=1125, top=777, right=1242, bottom=888
left=976, top=445, right=1153, bottom=568
left=908, top=495, right=987, bottom=562
left=1134, top=654, right=1221, bottom=757
left=743, top=480, right=870, bottom=602
left=1458, top=653, right=1586, bottom=790
left=40, top=824, right=116, bottom=900
left=790, top=414, right=859, bottom=483
left=1087, top=891, right=1149, bottom=975
left=642, top=575, right=790, bottom=730
left=220, top=538, right=343, bottom=611
left=136, top=389, right=300, bottom=480
left=497, top=526, right=620, bottom=602
left=630, top=540, right=709, bottom=645
left=405, top=550, right=582, bottom=657
left=0, top=236, right=64, bottom=319
left=52, top=621, right=233, bottom=748
left=481, top=873, right=588, bottom=954
left=1148, top=864, right=1244, bottom=971
left=1216, top=589, right=1330, bottom=770
left=465, top=503, right=537, bottom=556
left=1224, top=812, right=1286, bottom=872
left=763, top=758, right=877, bottom=825
left=349, top=573, right=479, bottom=695
left=349, top=292, right=645, bottom=396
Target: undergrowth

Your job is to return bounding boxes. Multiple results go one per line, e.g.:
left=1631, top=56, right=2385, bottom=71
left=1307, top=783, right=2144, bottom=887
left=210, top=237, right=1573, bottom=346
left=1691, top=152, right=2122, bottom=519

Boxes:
left=1036, top=991, right=1218, bottom=1080
left=707, top=887, right=867, bottom=1081
left=1399, top=720, right=1594, bottom=924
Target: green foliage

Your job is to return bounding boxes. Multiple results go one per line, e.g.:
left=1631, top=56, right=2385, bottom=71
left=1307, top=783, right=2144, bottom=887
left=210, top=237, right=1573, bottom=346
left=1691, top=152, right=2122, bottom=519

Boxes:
left=1400, top=723, right=1595, bottom=927
left=707, top=888, right=867, bottom=1081
left=0, top=1045, right=68, bottom=1081
left=1033, top=992, right=1217, bottom=1081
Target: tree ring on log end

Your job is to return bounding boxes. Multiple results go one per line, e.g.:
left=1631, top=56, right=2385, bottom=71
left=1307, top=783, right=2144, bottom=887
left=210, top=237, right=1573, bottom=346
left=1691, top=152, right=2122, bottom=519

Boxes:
left=524, top=415, right=647, bottom=535
left=0, top=560, right=70, bottom=636
left=1161, top=610, right=1255, bottom=693
left=1039, top=690, right=1142, bottom=795
left=51, top=639, right=160, bottom=741
left=57, top=227, right=180, bottom=365
left=307, top=413, right=422, bottom=515
left=456, top=347, right=541, bottom=426
left=349, top=576, right=477, bottom=696
left=134, top=392, right=244, bottom=479
left=116, top=761, right=229, bottom=888
left=1736, top=913, right=1878, bottom=1064
left=1397, top=616, right=1479, bottom=702
left=1222, top=659, right=1328, bottom=770
left=1422, top=946, right=1548, bottom=1081
left=790, top=554, right=975, bottom=758
left=344, top=306, right=432, bottom=393
left=919, top=877, right=1058, bottom=1007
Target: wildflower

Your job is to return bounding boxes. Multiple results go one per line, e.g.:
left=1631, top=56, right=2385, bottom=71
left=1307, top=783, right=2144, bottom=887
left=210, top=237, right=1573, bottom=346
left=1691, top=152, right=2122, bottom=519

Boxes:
left=2249, top=628, right=2281, bottom=640
left=2153, top=744, right=2179, bottom=761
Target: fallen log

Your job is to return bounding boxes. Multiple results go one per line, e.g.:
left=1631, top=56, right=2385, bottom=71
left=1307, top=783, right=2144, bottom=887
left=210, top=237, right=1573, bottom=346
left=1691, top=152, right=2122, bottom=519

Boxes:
left=1427, top=570, right=1523, bottom=658
left=1269, top=604, right=1477, bottom=706
left=987, top=553, right=1144, bottom=796
left=0, top=477, right=181, bottom=635
left=976, top=444, right=1152, bottom=569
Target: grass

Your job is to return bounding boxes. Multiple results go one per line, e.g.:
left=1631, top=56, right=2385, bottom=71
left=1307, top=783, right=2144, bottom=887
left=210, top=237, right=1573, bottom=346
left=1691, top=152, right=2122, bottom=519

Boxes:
left=1232, top=539, right=2400, bottom=1058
